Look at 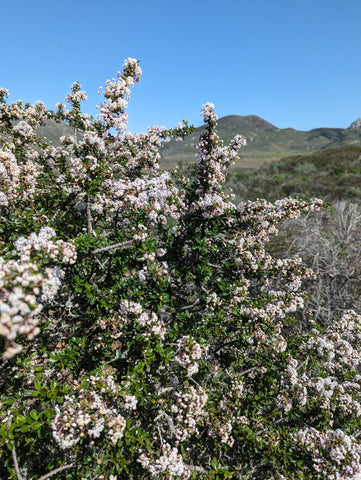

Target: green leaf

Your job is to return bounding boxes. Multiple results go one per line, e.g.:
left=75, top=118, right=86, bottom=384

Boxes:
left=30, top=409, right=38, bottom=420
left=31, top=422, right=43, bottom=431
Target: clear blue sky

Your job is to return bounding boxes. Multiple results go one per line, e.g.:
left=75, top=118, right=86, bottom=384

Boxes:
left=3, top=0, right=361, bottom=132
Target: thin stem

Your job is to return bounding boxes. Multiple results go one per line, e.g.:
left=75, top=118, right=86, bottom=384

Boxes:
left=11, top=446, right=22, bottom=480
left=86, top=196, right=96, bottom=237
left=7, top=417, right=22, bottom=480
left=92, top=239, right=134, bottom=254
left=37, top=463, right=75, bottom=480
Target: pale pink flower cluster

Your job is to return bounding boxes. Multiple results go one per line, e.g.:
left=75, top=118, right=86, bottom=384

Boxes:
left=200, top=102, right=218, bottom=123
left=229, top=281, right=250, bottom=305
left=23, top=101, right=47, bottom=127
left=84, top=372, right=138, bottom=410
left=138, top=443, right=191, bottom=479
left=14, top=227, right=76, bottom=264
left=174, top=335, right=204, bottom=376
left=0, top=229, right=76, bottom=358
left=121, top=127, right=169, bottom=171
left=307, top=310, right=361, bottom=370
left=195, top=191, right=236, bottom=217
left=0, top=98, right=24, bottom=127
left=238, top=293, right=305, bottom=324
left=206, top=377, right=244, bottom=448
left=217, top=419, right=234, bottom=447
left=94, top=172, right=186, bottom=226
left=65, top=82, right=88, bottom=104
left=238, top=197, right=324, bottom=229
left=0, top=259, right=62, bottom=359
left=101, top=299, right=167, bottom=340
left=278, top=311, right=361, bottom=417
left=194, top=105, right=246, bottom=218
left=49, top=136, right=100, bottom=192
left=0, top=146, right=43, bottom=205
left=0, top=87, right=9, bottom=99
left=0, top=150, right=20, bottom=206
left=189, top=103, right=247, bottom=220
left=97, top=57, right=142, bottom=133
left=170, top=385, right=208, bottom=441
left=295, top=428, right=361, bottom=479
left=84, top=371, right=122, bottom=397
left=13, top=120, right=35, bottom=140
left=52, top=390, right=126, bottom=449
left=206, top=292, right=223, bottom=311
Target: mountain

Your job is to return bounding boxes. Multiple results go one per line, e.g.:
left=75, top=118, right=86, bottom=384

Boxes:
left=160, top=115, right=361, bottom=171
left=349, top=118, right=361, bottom=129
left=34, top=115, right=361, bottom=176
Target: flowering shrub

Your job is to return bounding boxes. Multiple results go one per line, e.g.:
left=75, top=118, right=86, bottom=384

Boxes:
left=0, top=59, right=361, bottom=480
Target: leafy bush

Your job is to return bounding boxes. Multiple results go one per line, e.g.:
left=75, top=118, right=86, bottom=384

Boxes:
left=1, top=60, right=361, bottom=480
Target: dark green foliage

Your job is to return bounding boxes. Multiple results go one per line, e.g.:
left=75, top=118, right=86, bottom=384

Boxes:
left=229, top=145, right=361, bottom=202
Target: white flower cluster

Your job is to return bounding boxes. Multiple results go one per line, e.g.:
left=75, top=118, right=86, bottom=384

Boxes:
left=0, top=229, right=76, bottom=358
left=205, top=292, right=223, bottom=311
left=195, top=191, right=236, bottom=218
left=97, top=57, right=142, bottom=133
left=174, top=335, right=204, bottom=376
left=138, top=443, right=191, bottom=479
left=195, top=104, right=246, bottom=196
left=278, top=311, right=361, bottom=417
left=107, top=299, right=167, bottom=340
left=65, top=81, right=88, bottom=104
left=0, top=259, right=59, bottom=359
left=218, top=419, right=234, bottom=447
left=0, top=87, right=9, bottom=99
left=0, top=150, right=20, bottom=206
left=170, top=385, right=208, bottom=441
left=52, top=390, right=126, bottom=449
left=0, top=144, right=43, bottom=206
left=95, top=172, right=186, bottom=226
left=14, top=227, right=77, bottom=264
left=13, top=120, right=34, bottom=140
left=295, top=427, right=361, bottom=479
left=23, top=101, right=47, bottom=127
left=200, top=102, right=218, bottom=123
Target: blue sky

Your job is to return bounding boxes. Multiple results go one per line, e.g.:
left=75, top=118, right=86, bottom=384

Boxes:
left=3, top=0, right=361, bottom=132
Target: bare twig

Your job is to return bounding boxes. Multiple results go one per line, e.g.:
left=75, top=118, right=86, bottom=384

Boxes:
left=11, top=445, right=22, bottom=480
left=51, top=206, right=61, bottom=222
left=179, top=298, right=200, bottom=311
left=7, top=417, right=22, bottom=480
left=92, top=240, right=134, bottom=254
left=239, top=366, right=262, bottom=377
left=185, top=464, right=206, bottom=473
left=86, top=196, right=96, bottom=237
left=37, top=463, right=75, bottom=480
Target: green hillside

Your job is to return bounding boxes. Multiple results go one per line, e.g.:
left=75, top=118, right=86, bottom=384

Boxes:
left=34, top=114, right=361, bottom=172
left=33, top=116, right=361, bottom=205
left=160, top=115, right=361, bottom=170
left=228, top=145, right=361, bottom=202
left=36, top=119, right=76, bottom=145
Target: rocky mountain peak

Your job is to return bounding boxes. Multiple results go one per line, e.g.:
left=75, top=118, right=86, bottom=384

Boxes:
left=349, top=118, right=361, bottom=129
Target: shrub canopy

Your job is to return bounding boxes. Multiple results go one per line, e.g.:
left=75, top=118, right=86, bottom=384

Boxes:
left=0, top=59, right=361, bottom=480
